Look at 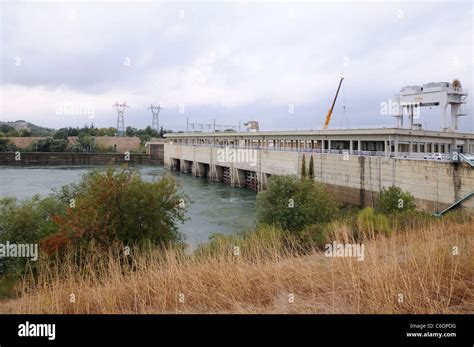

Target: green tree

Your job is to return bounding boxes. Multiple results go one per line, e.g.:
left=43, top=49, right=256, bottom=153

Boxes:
left=139, top=133, right=151, bottom=147
left=88, top=124, right=98, bottom=137
left=0, top=124, right=15, bottom=134
left=42, top=167, right=187, bottom=253
left=301, top=154, right=307, bottom=179
left=0, top=196, right=64, bottom=274
left=0, top=138, right=17, bottom=152
left=67, top=127, right=80, bottom=136
left=53, top=129, right=68, bottom=140
left=32, top=137, right=68, bottom=152
left=18, top=129, right=31, bottom=137
left=0, top=196, right=64, bottom=244
left=71, top=133, right=95, bottom=153
left=6, top=129, right=18, bottom=137
left=256, top=175, right=339, bottom=233
left=126, top=126, right=137, bottom=137
left=97, top=128, right=107, bottom=136
left=308, top=155, right=314, bottom=180
left=378, top=186, right=416, bottom=214
left=106, top=127, right=117, bottom=137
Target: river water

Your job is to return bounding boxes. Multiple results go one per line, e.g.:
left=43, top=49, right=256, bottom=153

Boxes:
left=0, top=166, right=257, bottom=248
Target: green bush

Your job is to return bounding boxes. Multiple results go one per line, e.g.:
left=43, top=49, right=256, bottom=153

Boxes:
left=299, top=223, right=329, bottom=248
left=357, top=207, right=391, bottom=236
left=0, top=195, right=64, bottom=244
left=0, top=195, right=64, bottom=275
left=378, top=186, right=416, bottom=214
left=195, top=225, right=293, bottom=259
left=30, top=137, right=68, bottom=152
left=0, top=138, right=17, bottom=152
left=43, top=167, right=187, bottom=253
left=256, top=175, right=339, bottom=233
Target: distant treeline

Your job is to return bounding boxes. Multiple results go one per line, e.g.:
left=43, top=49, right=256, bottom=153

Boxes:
left=0, top=124, right=174, bottom=153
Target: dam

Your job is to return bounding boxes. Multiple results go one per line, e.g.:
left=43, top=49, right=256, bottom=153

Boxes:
left=162, top=80, right=474, bottom=214
left=162, top=127, right=474, bottom=213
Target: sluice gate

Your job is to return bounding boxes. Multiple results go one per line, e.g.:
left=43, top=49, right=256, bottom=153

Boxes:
left=245, top=171, right=258, bottom=191
left=222, top=167, right=231, bottom=185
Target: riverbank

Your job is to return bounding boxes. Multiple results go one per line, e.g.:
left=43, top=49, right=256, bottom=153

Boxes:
left=0, top=152, right=161, bottom=165
left=1, top=216, right=472, bottom=314
left=0, top=165, right=257, bottom=247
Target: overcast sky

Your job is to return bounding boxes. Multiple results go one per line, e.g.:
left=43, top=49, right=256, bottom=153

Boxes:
left=0, top=0, right=472, bottom=132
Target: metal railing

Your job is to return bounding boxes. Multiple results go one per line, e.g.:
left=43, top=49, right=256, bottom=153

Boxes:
left=434, top=192, right=474, bottom=217
left=169, top=143, right=474, bottom=167
left=459, top=153, right=474, bottom=167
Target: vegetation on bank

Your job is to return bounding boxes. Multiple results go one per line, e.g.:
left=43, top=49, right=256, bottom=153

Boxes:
left=0, top=216, right=472, bottom=314
left=0, top=169, right=472, bottom=313
left=0, top=123, right=174, bottom=153
left=0, top=167, right=186, bottom=292
left=42, top=168, right=186, bottom=254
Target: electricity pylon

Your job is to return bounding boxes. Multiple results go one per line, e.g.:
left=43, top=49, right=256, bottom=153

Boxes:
left=112, top=102, right=129, bottom=136
left=148, top=104, right=163, bottom=133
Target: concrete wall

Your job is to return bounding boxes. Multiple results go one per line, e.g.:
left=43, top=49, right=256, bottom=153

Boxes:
left=9, top=137, right=48, bottom=148
left=145, top=143, right=164, bottom=164
left=164, top=144, right=474, bottom=212
left=68, top=136, right=142, bottom=152
left=0, top=152, right=157, bottom=166
left=9, top=136, right=149, bottom=152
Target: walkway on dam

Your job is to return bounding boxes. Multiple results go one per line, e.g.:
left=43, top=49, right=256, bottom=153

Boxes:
left=171, top=143, right=456, bottom=162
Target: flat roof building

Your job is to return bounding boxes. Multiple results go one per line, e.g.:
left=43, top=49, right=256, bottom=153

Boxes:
left=165, top=128, right=474, bottom=157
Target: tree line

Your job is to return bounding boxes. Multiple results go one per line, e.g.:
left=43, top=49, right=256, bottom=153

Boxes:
left=0, top=124, right=174, bottom=153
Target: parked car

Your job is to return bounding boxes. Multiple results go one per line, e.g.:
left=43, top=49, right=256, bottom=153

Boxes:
left=423, top=153, right=444, bottom=160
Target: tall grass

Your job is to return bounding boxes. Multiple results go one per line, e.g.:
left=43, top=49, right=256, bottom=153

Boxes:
left=0, top=219, right=473, bottom=314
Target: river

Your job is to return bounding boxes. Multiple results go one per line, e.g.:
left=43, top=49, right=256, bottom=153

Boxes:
left=0, top=166, right=257, bottom=248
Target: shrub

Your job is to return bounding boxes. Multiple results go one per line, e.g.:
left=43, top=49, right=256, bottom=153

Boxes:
left=0, top=195, right=63, bottom=244
left=0, top=138, right=17, bottom=152
left=256, top=175, right=339, bottom=233
left=0, top=195, right=64, bottom=275
left=300, top=223, right=328, bottom=248
left=357, top=207, right=391, bottom=237
left=195, top=225, right=295, bottom=260
left=31, top=137, right=68, bottom=152
left=378, top=186, right=416, bottom=214
left=42, top=167, right=186, bottom=253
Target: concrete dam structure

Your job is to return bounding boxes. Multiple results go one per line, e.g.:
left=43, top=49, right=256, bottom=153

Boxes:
left=164, top=128, right=474, bottom=213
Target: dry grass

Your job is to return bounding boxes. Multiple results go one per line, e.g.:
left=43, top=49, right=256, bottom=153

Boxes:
left=0, top=219, right=473, bottom=314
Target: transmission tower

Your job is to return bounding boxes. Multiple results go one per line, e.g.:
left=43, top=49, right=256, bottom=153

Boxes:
left=148, top=104, right=163, bottom=133
left=112, top=102, right=129, bottom=136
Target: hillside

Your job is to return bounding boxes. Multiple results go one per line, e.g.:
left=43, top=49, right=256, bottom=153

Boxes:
left=0, top=120, right=55, bottom=136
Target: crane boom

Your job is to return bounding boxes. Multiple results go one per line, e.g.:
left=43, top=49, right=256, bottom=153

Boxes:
left=323, top=77, right=344, bottom=129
